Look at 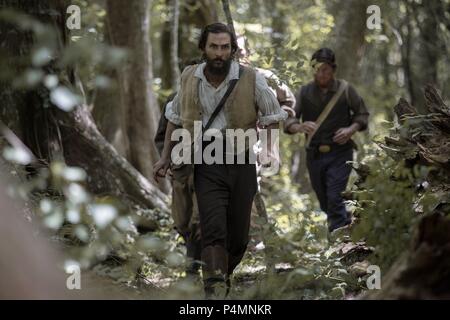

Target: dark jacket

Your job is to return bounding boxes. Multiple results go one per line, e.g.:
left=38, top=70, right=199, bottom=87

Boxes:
left=284, top=79, right=369, bottom=147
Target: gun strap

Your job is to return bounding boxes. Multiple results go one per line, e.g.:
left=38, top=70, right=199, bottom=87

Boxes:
left=306, top=79, right=348, bottom=147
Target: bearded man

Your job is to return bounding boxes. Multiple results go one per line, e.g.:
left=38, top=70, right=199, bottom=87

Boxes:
left=153, top=23, right=287, bottom=298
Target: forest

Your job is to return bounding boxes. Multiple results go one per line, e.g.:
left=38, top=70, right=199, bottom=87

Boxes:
left=0, top=0, right=449, bottom=300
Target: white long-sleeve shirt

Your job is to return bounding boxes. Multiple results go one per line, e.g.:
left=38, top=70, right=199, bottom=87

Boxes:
left=165, top=61, right=288, bottom=130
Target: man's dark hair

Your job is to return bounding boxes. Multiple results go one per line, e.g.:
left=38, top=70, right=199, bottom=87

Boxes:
left=198, top=23, right=238, bottom=55
left=311, top=48, right=337, bottom=69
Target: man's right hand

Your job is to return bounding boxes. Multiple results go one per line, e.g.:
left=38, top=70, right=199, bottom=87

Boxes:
left=300, top=121, right=318, bottom=135
left=153, top=157, right=170, bottom=183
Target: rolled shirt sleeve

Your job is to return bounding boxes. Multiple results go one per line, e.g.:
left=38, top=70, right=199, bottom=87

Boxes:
left=283, top=87, right=303, bottom=134
left=347, top=84, right=369, bottom=131
left=164, top=94, right=183, bottom=126
left=277, top=82, right=296, bottom=109
left=255, top=72, right=288, bottom=126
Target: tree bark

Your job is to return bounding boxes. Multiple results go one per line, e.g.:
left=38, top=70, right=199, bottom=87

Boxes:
left=170, top=0, right=181, bottom=90
left=106, top=0, right=168, bottom=192
left=160, top=0, right=173, bottom=91
left=366, top=213, right=450, bottom=299
left=56, top=105, right=169, bottom=213
left=327, top=0, right=369, bottom=83
left=221, top=0, right=236, bottom=37
left=160, top=0, right=219, bottom=89
left=407, top=0, right=441, bottom=111
left=266, top=1, right=288, bottom=70
left=178, top=0, right=218, bottom=66
left=403, top=7, right=416, bottom=106
left=0, top=0, right=169, bottom=221
left=92, top=19, right=129, bottom=158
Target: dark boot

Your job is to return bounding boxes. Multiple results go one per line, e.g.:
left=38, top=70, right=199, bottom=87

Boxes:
left=186, top=238, right=202, bottom=276
left=201, top=245, right=228, bottom=299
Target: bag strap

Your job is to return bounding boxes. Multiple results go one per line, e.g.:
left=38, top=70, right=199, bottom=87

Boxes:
left=203, top=65, right=244, bottom=132
left=306, top=79, right=348, bottom=147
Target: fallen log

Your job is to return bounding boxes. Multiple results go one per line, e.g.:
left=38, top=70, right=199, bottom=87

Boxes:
left=365, top=85, right=450, bottom=299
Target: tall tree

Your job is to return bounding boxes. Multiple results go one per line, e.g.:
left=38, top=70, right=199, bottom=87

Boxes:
left=266, top=1, right=288, bottom=70
left=170, top=0, right=181, bottom=90
left=179, top=0, right=218, bottom=65
left=160, top=0, right=218, bottom=91
left=327, top=0, right=369, bottom=83
left=92, top=18, right=130, bottom=158
left=0, top=0, right=169, bottom=217
left=221, top=0, right=236, bottom=37
left=106, top=0, right=167, bottom=191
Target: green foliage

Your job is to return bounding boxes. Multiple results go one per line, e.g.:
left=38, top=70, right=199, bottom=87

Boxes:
left=4, top=143, right=198, bottom=293
left=229, top=149, right=368, bottom=299
left=0, top=11, right=190, bottom=294
left=350, top=148, right=421, bottom=271
left=3, top=0, right=450, bottom=300
left=0, top=8, right=126, bottom=110
left=236, top=0, right=334, bottom=90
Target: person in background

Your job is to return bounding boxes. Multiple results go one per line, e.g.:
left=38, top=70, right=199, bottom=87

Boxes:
left=153, top=23, right=287, bottom=298
left=284, top=48, right=369, bottom=233
left=154, top=92, right=202, bottom=278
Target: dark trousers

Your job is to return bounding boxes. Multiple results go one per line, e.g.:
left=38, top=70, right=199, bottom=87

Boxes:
left=307, top=147, right=353, bottom=232
left=194, top=163, right=257, bottom=274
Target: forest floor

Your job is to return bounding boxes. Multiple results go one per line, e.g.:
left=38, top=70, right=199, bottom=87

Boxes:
left=83, top=222, right=373, bottom=300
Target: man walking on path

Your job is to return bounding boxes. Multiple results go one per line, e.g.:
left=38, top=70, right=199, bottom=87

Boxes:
left=153, top=23, right=287, bottom=298
left=284, top=48, right=369, bottom=233
left=154, top=94, right=202, bottom=278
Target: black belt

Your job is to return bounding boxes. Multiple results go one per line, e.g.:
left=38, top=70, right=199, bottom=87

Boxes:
left=306, top=142, right=353, bottom=154
left=200, top=138, right=255, bottom=164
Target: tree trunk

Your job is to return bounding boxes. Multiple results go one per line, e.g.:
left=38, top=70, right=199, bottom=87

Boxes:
left=170, top=0, right=181, bottom=90
left=92, top=19, right=129, bottom=158
left=221, top=0, right=236, bottom=37
left=161, top=0, right=219, bottom=89
left=267, top=1, right=288, bottom=70
left=178, top=0, right=218, bottom=66
left=407, top=0, right=441, bottom=111
left=160, top=0, right=174, bottom=91
left=106, top=0, right=168, bottom=192
left=327, top=0, right=369, bottom=83
left=56, top=105, right=169, bottom=213
left=367, top=213, right=450, bottom=299
left=0, top=0, right=169, bottom=221
left=386, top=1, right=417, bottom=107
left=403, top=6, right=416, bottom=106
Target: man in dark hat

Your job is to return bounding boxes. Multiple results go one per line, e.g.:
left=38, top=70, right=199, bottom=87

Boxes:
left=284, top=48, right=369, bottom=233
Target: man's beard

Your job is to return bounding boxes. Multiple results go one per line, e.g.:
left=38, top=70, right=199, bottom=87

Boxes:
left=205, top=57, right=232, bottom=76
